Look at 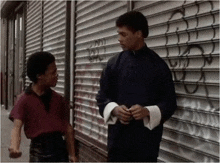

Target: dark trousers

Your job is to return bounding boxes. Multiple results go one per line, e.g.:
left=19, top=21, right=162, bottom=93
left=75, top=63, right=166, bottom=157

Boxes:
left=29, top=132, right=69, bottom=162
left=108, top=148, right=157, bottom=162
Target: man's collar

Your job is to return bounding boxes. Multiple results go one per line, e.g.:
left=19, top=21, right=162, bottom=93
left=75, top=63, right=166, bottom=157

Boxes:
left=25, top=83, right=33, bottom=94
left=25, top=83, right=52, bottom=97
left=132, top=44, right=148, bottom=56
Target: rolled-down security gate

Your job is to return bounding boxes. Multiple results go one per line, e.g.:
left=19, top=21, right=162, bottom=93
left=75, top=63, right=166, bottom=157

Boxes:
left=74, top=0, right=219, bottom=162
left=25, top=1, right=67, bottom=95
left=74, top=0, right=127, bottom=152
left=133, top=1, right=219, bottom=162
left=42, top=0, right=67, bottom=95
left=25, top=1, right=42, bottom=87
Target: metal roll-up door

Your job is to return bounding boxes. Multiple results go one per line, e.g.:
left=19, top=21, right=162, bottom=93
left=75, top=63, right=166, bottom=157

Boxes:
left=133, top=1, right=219, bottom=162
left=43, top=0, right=66, bottom=95
left=25, top=1, right=42, bottom=87
left=74, top=0, right=127, bottom=151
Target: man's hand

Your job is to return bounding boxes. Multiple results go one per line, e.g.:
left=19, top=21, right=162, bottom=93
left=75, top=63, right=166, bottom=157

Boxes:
left=69, top=155, right=78, bottom=162
left=130, top=104, right=150, bottom=120
left=8, top=148, right=22, bottom=158
left=65, top=124, right=77, bottom=162
left=9, top=119, right=23, bottom=159
left=112, top=105, right=132, bottom=124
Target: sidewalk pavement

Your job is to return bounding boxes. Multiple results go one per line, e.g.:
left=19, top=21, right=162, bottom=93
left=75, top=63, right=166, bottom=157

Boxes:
left=1, top=105, right=30, bottom=162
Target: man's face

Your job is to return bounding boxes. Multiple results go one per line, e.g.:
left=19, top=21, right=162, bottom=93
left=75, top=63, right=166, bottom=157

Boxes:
left=117, top=26, right=140, bottom=51
left=40, top=61, right=58, bottom=87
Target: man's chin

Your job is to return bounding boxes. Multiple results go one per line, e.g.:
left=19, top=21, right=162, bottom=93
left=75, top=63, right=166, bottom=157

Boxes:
left=121, top=47, right=127, bottom=51
left=51, top=82, right=57, bottom=87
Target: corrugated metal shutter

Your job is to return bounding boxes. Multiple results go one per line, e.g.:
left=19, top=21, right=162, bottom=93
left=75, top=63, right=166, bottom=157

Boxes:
left=133, top=1, right=219, bottom=162
left=74, top=0, right=127, bottom=150
left=42, top=0, right=66, bottom=95
left=25, top=1, right=42, bottom=87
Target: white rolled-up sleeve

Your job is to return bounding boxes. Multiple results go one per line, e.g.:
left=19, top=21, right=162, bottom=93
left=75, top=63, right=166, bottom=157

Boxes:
left=103, top=102, right=119, bottom=124
left=143, top=105, right=161, bottom=130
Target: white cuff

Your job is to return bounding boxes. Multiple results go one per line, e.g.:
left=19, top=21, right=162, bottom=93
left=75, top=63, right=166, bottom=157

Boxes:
left=103, top=102, right=119, bottom=124
left=143, top=105, right=161, bottom=130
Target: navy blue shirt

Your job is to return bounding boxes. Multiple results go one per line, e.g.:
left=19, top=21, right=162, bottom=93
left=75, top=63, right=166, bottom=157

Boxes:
left=96, top=45, right=177, bottom=157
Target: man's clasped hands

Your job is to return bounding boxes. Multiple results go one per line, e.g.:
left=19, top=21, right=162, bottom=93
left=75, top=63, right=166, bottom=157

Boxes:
left=112, top=104, right=150, bottom=124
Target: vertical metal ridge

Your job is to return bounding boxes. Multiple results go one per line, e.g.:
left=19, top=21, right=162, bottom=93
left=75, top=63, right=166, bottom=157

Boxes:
left=70, top=0, right=76, bottom=119
left=22, top=2, right=26, bottom=91
left=127, top=0, right=133, bottom=11
left=64, top=0, right=71, bottom=102
left=41, top=0, right=43, bottom=51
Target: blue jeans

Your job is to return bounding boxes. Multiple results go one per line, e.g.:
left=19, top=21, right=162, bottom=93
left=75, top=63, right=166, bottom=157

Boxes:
left=29, top=132, right=69, bottom=162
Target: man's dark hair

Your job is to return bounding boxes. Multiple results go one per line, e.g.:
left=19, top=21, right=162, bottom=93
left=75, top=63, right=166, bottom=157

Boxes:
left=116, top=11, right=149, bottom=38
left=27, top=51, right=55, bottom=83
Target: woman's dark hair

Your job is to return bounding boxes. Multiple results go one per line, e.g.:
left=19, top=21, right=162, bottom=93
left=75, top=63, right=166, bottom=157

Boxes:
left=27, top=51, right=55, bottom=83
left=116, top=11, right=149, bottom=38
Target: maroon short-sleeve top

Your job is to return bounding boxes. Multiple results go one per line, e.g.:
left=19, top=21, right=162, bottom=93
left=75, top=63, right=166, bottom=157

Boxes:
left=9, top=86, right=69, bottom=139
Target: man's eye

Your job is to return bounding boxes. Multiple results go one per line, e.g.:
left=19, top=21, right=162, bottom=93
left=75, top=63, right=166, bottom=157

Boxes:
left=118, top=32, right=125, bottom=36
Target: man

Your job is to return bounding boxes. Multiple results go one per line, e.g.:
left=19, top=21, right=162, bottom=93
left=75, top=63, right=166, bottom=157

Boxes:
left=9, top=52, right=77, bottom=162
left=96, top=11, right=177, bottom=162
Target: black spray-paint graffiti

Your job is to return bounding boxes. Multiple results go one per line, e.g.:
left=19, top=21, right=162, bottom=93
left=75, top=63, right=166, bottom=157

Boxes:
left=87, top=39, right=106, bottom=62
left=166, top=1, right=215, bottom=108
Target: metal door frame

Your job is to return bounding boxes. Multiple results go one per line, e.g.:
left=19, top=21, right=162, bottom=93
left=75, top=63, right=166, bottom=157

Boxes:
left=5, top=2, right=25, bottom=110
left=7, top=17, right=15, bottom=111
left=14, top=9, right=25, bottom=99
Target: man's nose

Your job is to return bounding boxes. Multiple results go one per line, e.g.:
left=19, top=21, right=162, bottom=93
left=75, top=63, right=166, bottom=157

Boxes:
left=118, top=35, right=122, bottom=42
